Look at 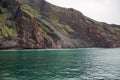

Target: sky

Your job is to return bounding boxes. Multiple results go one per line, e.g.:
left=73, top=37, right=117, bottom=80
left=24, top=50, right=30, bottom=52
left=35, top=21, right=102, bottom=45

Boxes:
left=46, top=0, right=120, bottom=25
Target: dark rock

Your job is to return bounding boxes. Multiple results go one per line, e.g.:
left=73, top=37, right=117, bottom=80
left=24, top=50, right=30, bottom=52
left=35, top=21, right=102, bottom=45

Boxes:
left=0, top=9, right=2, bottom=14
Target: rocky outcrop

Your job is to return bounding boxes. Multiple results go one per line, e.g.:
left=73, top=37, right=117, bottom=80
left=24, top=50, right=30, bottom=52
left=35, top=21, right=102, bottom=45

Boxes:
left=14, top=5, right=58, bottom=49
left=0, top=0, right=120, bottom=49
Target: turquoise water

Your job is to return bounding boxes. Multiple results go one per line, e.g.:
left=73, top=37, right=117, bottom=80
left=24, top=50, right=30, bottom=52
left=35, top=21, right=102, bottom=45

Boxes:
left=0, top=48, right=120, bottom=80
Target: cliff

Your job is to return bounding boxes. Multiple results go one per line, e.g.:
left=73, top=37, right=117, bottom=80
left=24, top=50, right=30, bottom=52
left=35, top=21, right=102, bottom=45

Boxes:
left=0, top=0, right=120, bottom=49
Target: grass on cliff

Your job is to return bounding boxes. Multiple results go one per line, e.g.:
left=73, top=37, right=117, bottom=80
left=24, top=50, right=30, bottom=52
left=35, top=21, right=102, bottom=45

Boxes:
left=21, top=5, right=34, bottom=18
left=0, top=6, right=7, bottom=23
left=38, top=27, right=53, bottom=42
left=0, top=23, right=17, bottom=39
left=38, top=21, right=55, bottom=40
left=20, top=4, right=41, bottom=18
left=52, top=19, right=74, bottom=33
left=43, top=10, right=74, bottom=33
left=0, top=6, right=17, bottom=39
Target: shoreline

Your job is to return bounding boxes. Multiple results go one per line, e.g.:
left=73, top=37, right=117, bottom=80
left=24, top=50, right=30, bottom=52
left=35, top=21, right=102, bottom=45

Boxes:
left=0, top=47, right=119, bottom=51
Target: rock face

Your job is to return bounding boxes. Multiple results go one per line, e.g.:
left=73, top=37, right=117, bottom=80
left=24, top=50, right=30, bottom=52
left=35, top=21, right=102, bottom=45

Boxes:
left=0, top=0, right=120, bottom=49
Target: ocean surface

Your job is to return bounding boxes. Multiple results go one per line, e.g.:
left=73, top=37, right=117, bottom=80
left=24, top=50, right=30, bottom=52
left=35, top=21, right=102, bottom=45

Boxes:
left=0, top=48, right=120, bottom=80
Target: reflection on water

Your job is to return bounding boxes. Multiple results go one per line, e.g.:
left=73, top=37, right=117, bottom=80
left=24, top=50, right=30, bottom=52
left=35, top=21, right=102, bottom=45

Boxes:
left=0, top=48, right=120, bottom=80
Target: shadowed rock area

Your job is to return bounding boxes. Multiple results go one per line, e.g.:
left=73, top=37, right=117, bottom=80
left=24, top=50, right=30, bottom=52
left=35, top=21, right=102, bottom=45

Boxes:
left=0, top=0, right=120, bottom=49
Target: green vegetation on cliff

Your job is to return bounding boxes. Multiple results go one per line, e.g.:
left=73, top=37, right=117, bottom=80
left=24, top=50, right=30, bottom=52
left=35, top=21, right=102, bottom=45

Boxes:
left=0, top=3, right=17, bottom=40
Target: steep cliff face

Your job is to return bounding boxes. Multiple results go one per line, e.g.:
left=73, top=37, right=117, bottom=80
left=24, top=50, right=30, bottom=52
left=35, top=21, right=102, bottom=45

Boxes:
left=0, top=0, right=120, bottom=49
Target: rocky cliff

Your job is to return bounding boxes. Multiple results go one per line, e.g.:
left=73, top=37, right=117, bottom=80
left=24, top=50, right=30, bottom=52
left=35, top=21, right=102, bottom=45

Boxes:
left=0, top=0, right=120, bottom=49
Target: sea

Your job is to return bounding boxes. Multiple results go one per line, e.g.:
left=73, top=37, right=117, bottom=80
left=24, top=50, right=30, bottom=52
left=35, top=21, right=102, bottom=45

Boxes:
left=0, top=48, right=120, bottom=80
